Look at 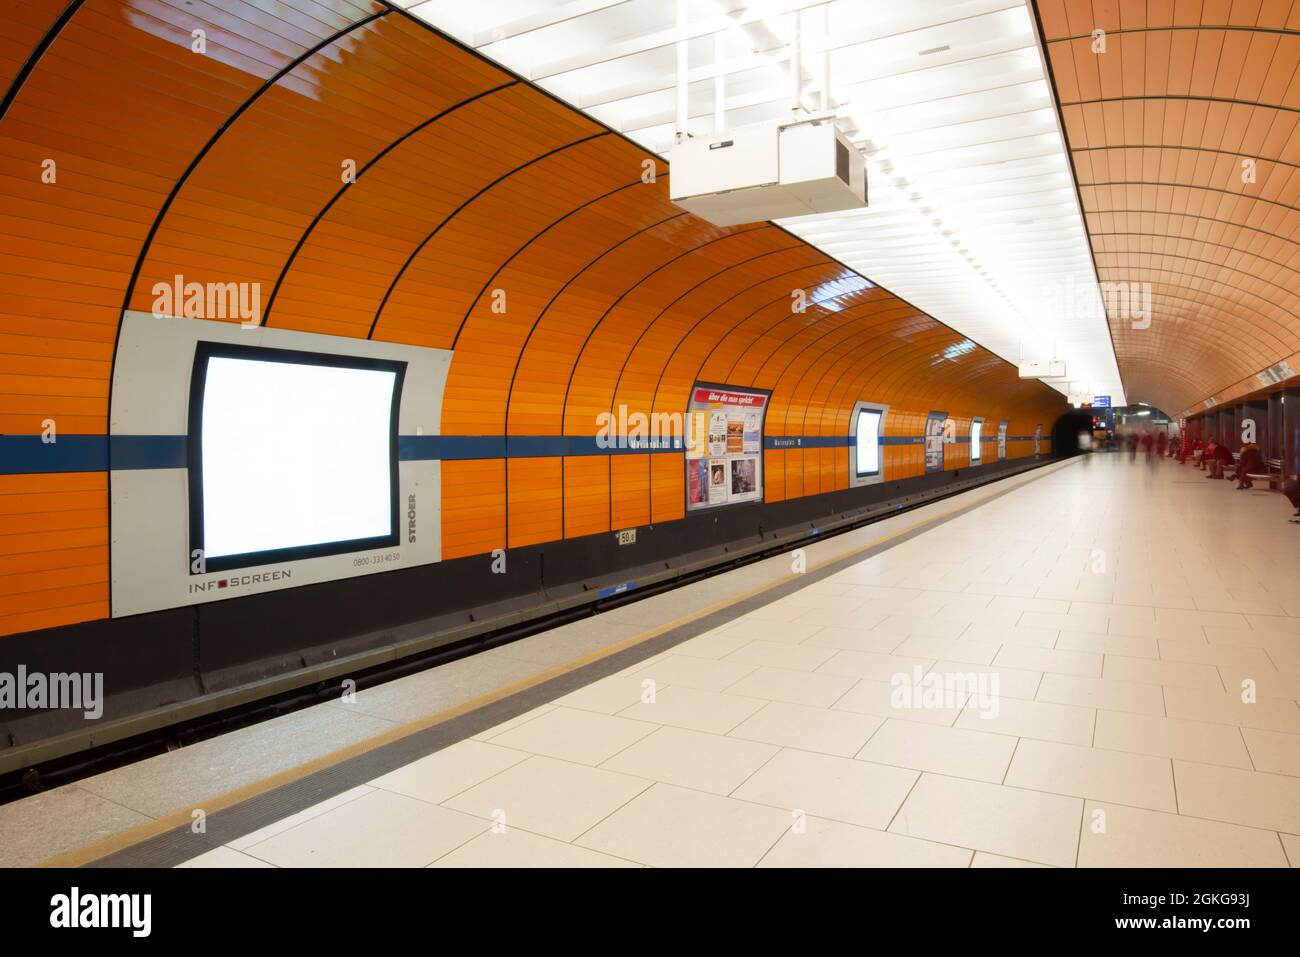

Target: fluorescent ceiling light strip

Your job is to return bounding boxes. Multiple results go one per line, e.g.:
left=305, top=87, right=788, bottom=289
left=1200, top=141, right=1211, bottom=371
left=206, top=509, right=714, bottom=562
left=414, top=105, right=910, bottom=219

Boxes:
left=409, top=0, right=1125, bottom=403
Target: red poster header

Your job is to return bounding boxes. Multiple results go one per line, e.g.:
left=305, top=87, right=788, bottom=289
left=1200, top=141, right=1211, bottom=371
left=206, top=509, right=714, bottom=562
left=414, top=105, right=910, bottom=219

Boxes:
left=692, top=388, right=767, bottom=408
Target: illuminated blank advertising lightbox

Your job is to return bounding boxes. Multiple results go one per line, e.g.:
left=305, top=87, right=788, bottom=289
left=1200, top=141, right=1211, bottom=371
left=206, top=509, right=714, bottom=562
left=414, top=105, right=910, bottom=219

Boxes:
left=188, top=343, right=406, bottom=573
left=849, top=401, right=888, bottom=487
left=855, top=409, right=882, bottom=476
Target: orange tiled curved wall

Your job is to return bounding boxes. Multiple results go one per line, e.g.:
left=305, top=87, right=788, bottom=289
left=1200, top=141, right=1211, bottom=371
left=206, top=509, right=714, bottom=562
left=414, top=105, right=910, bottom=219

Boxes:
left=1035, top=0, right=1300, bottom=417
left=0, top=0, right=1065, bottom=638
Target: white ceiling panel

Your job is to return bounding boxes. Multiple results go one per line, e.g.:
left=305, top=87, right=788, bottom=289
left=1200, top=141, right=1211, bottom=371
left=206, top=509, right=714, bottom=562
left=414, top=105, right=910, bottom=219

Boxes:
left=398, top=0, right=1126, bottom=404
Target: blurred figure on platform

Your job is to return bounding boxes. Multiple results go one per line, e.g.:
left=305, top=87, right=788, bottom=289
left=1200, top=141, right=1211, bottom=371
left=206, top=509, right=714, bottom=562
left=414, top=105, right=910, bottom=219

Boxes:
left=1126, top=431, right=1138, bottom=461
left=1235, top=442, right=1264, bottom=489
left=1284, top=474, right=1300, bottom=523
left=1156, top=431, right=1168, bottom=458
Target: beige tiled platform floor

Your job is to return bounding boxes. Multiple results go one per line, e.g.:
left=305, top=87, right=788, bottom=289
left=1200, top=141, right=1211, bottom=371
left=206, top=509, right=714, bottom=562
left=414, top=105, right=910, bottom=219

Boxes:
left=171, top=455, right=1300, bottom=868
left=4, top=461, right=1071, bottom=867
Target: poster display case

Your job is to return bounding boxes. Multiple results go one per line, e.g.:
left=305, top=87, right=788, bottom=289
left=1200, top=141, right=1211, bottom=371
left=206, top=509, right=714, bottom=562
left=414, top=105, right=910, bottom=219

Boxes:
left=685, top=384, right=768, bottom=511
left=924, top=410, right=949, bottom=473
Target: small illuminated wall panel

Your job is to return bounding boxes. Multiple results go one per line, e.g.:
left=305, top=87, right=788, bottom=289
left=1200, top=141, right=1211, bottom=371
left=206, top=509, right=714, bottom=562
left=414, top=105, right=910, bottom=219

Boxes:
left=850, top=401, right=889, bottom=487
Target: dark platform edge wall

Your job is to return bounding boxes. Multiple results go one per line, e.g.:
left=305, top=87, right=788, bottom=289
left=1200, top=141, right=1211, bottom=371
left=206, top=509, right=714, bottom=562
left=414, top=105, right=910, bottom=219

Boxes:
left=1, top=445, right=1066, bottom=756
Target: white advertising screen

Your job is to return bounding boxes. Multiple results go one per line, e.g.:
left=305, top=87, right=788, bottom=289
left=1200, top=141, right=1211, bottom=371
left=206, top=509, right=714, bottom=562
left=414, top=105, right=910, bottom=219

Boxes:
left=194, top=351, right=401, bottom=565
left=110, top=314, right=451, bottom=617
left=855, top=409, right=882, bottom=476
left=970, top=420, right=983, bottom=462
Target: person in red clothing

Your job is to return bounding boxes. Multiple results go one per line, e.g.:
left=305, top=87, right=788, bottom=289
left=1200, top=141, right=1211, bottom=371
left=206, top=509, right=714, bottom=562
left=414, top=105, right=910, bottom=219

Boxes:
left=1206, top=440, right=1235, bottom=479
left=1235, top=442, right=1264, bottom=489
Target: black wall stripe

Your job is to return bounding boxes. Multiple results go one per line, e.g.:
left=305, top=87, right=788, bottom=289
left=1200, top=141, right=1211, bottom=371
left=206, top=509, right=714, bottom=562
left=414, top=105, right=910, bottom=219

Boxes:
left=558, top=225, right=773, bottom=440
left=0, top=0, right=85, bottom=123
left=498, top=208, right=689, bottom=543
left=602, top=244, right=811, bottom=521
left=369, top=131, right=610, bottom=341
left=452, top=173, right=668, bottom=350
left=261, top=80, right=519, bottom=327
left=114, top=8, right=391, bottom=330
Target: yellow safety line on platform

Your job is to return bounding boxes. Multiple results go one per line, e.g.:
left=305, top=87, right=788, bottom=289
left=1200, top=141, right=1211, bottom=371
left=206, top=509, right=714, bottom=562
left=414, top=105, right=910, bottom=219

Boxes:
left=39, top=459, right=1073, bottom=867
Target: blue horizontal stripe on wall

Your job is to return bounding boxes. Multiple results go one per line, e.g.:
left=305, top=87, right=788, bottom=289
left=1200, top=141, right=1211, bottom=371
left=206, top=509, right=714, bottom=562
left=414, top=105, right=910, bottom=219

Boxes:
left=0, top=435, right=187, bottom=474
left=400, top=435, right=684, bottom=460
left=1, top=433, right=1047, bottom=474
left=401, top=435, right=503, bottom=460
left=768, top=435, right=848, bottom=449
left=771, top=435, right=1037, bottom=448
left=769, top=435, right=925, bottom=448
left=112, top=434, right=188, bottom=470
left=1, top=435, right=108, bottom=473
